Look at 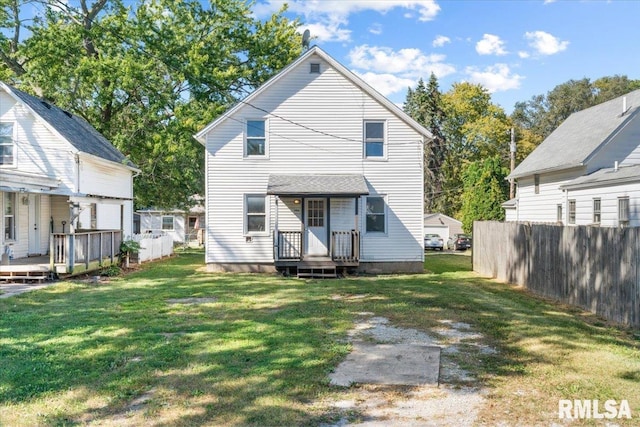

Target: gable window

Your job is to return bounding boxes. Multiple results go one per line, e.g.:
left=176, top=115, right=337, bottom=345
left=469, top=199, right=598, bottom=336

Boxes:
left=310, top=63, right=320, bottom=74
left=593, top=198, right=601, bottom=224
left=364, top=120, right=385, bottom=158
left=162, top=216, right=175, bottom=231
left=557, top=204, right=563, bottom=223
left=246, top=120, right=266, bottom=156
left=0, top=123, right=14, bottom=166
left=246, top=195, right=266, bottom=233
left=534, top=174, right=540, bottom=194
left=618, top=197, right=630, bottom=227
left=3, top=192, right=16, bottom=240
left=568, top=199, right=576, bottom=224
left=365, top=196, right=386, bottom=233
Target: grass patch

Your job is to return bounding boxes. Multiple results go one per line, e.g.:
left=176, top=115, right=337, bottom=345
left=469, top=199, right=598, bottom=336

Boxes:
left=1, top=250, right=638, bottom=426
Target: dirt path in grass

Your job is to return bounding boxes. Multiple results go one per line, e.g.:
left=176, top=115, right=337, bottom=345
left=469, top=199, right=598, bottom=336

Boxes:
left=318, top=313, right=493, bottom=426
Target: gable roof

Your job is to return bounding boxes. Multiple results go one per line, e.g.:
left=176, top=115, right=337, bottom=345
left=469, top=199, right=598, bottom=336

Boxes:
left=1, top=82, right=137, bottom=170
left=509, top=89, right=640, bottom=179
left=423, top=213, right=462, bottom=226
left=194, top=46, right=433, bottom=143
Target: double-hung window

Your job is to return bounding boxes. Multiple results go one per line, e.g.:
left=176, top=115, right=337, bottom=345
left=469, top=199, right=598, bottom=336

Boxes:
left=365, top=196, right=386, bottom=233
left=364, top=120, right=385, bottom=158
left=246, top=195, right=266, bottom=233
left=162, top=216, right=175, bottom=231
left=618, top=197, right=630, bottom=227
left=3, top=192, right=16, bottom=240
left=0, top=123, right=14, bottom=166
left=568, top=200, right=576, bottom=224
left=593, top=198, right=601, bottom=224
left=246, top=120, right=266, bottom=156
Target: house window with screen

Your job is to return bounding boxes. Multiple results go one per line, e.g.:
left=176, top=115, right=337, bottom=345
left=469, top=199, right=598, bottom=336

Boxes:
left=593, top=198, right=601, bottom=224
left=568, top=199, right=576, bottom=224
left=364, top=120, right=385, bottom=158
left=3, top=192, right=16, bottom=240
left=0, top=123, right=14, bottom=166
left=246, top=195, right=266, bottom=233
left=557, top=204, right=563, bottom=223
left=246, top=120, right=266, bottom=156
left=365, top=196, right=386, bottom=233
left=162, top=216, right=175, bottom=231
left=618, top=197, right=630, bottom=226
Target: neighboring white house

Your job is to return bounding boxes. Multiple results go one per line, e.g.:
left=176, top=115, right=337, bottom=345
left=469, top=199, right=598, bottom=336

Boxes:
left=507, top=89, right=640, bottom=227
left=423, top=213, right=463, bottom=243
left=0, top=82, right=138, bottom=271
left=136, top=203, right=205, bottom=245
left=195, top=46, right=431, bottom=276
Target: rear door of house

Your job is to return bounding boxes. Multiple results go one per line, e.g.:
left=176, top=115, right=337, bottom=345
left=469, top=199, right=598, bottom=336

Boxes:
left=305, top=198, right=328, bottom=256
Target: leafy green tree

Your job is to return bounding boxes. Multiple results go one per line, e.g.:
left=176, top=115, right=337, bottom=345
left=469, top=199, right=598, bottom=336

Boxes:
left=404, top=73, right=447, bottom=213
left=460, top=156, right=509, bottom=233
left=0, top=0, right=302, bottom=209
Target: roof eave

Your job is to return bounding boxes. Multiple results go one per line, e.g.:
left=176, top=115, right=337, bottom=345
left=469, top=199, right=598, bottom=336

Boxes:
left=507, top=163, right=584, bottom=180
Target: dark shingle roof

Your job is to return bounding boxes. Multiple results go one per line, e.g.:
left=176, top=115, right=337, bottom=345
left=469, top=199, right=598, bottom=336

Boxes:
left=4, top=83, right=135, bottom=168
left=509, top=89, right=640, bottom=179
left=266, top=174, right=369, bottom=196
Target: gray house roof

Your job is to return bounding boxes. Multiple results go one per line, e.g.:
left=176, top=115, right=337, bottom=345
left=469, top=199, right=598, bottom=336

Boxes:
left=509, top=89, right=640, bottom=179
left=2, top=82, right=136, bottom=169
left=560, top=164, right=640, bottom=190
left=266, top=174, right=369, bottom=197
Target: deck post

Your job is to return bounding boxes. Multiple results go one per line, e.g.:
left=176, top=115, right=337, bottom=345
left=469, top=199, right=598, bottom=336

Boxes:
left=68, top=234, right=75, bottom=274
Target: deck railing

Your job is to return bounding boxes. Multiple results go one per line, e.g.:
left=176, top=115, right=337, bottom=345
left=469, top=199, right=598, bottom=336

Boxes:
left=51, top=230, right=122, bottom=273
left=275, top=230, right=360, bottom=263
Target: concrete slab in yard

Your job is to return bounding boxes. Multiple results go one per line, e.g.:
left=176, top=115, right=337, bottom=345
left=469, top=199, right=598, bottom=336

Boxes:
left=330, top=341, right=441, bottom=386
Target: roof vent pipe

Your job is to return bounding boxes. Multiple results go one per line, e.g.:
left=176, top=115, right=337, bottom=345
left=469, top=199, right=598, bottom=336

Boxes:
left=614, top=161, right=619, bottom=172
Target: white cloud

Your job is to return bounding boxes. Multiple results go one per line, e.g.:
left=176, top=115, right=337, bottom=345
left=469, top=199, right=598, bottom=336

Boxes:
left=524, top=31, right=569, bottom=55
left=518, top=51, right=530, bottom=59
left=354, top=71, right=417, bottom=97
left=301, top=22, right=351, bottom=43
left=476, top=34, right=507, bottom=56
left=465, top=64, right=523, bottom=93
left=348, top=45, right=455, bottom=77
left=432, top=35, right=451, bottom=48
left=369, top=23, right=383, bottom=35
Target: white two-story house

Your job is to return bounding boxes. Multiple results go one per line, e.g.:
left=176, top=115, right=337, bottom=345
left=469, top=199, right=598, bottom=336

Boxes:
left=195, top=46, right=431, bottom=277
left=507, top=89, right=640, bottom=227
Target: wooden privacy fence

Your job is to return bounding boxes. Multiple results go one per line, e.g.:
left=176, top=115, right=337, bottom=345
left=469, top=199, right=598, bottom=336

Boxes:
left=473, top=221, right=640, bottom=328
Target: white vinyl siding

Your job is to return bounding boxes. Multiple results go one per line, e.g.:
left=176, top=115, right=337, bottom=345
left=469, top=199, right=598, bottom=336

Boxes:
left=203, top=53, right=424, bottom=264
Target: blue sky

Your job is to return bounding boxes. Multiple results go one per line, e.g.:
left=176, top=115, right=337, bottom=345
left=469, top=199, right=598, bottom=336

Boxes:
left=253, top=0, right=640, bottom=114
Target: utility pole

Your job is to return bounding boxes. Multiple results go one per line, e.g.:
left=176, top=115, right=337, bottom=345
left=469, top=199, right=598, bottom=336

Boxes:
left=509, top=127, right=516, bottom=199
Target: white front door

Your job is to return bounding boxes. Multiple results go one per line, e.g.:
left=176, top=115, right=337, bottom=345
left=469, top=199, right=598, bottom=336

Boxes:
left=28, top=194, right=41, bottom=255
left=305, top=198, right=328, bottom=256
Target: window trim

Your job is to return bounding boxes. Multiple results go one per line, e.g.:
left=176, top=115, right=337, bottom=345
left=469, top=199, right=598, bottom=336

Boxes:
left=245, top=194, right=269, bottom=236
left=364, top=195, right=387, bottom=235
left=363, top=120, right=386, bottom=160
left=244, top=119, right=268, bottom=158
left=568, top=199, right=576, bottom=224
left=161, top=215, right=175, bottom=231
left=309, top=63, right=320, bottom=74
left=593, top=198, right=601, bottom=224
left=3, top=192, right=17, bottom=241
left=618, top=196, right=630, bottom=227
left=0, top=122, right=16, bottom=168
left=557, top=204, right=563, bottom=223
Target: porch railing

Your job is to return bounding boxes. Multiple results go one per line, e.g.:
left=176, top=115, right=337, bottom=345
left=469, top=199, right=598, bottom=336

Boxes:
left=275, top=230, right=360, bottom=263
left=51, top=230, right=122, bottom=274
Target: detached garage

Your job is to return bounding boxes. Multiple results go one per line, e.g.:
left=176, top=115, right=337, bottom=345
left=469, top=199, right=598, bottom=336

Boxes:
left=424, top=213, right=463, bottom=244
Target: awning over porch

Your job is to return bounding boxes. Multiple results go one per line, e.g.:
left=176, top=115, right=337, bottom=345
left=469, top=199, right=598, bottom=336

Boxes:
left=266, top=174, right=369, bottom=197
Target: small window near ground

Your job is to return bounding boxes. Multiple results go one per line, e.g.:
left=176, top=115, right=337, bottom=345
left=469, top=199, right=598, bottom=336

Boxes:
left=246, top=120, right=266, bottom=156
left=365, top=196, right=386, bottom=233
left=246, top=195, right=266, bottom=233
left=618, top=197, right=629, bottom=226
left=364, top=120, right=385, bottom=158
left=593, top=198, right=601, bottom=224
left=557, top=204, right=563, bottom=223
left=0, top=123, right=14, bottom=166
left=162, top=216, right=175, bottom=231
left=568, top=199, right=576, bottom=224
left=3, top=192, right=16, bottom=240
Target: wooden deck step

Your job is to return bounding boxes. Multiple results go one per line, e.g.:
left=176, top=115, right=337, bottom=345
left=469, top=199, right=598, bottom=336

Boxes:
left=297, top=266, right=337, bottom=279
left=0, top=270, right=50, bottom=283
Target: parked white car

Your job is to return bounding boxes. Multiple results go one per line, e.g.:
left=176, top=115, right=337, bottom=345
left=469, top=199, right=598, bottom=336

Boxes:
left=424, top=234, right=444, bottom=251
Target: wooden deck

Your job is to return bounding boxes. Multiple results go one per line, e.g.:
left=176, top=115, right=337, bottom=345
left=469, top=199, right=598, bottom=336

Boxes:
left=0, top=256, right=52, bottom=282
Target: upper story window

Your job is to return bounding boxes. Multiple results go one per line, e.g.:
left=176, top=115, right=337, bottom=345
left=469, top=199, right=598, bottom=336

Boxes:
left=365, top=196, right=386, bottom=233
left=246, top=120, right=266, bottom=156
left=162, top=216, right=175, bottom=231
left=593, top=198, right=601, bottom=224
left=3, top=192, right=16, bottom=240
left=618, top=197, right=630, bottom=227
left=0, top=123, right=15, bottom=166
left=364, top=120, right=385, bottom=158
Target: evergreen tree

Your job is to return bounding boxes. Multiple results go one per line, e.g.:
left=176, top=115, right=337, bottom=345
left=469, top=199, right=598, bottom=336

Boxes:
left=460, top=156, right=509, bottom=233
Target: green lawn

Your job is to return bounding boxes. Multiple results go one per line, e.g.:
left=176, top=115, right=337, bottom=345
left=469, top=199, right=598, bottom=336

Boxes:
left=1, top=249, right=639, bottom=426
